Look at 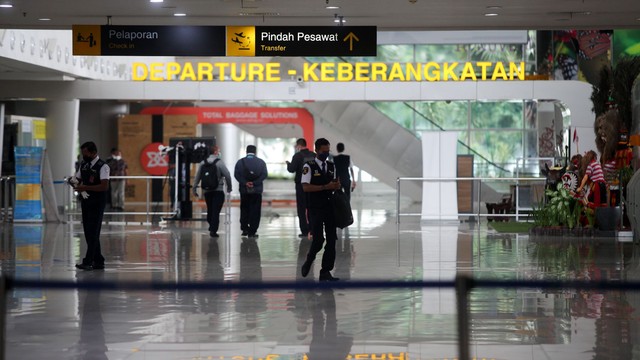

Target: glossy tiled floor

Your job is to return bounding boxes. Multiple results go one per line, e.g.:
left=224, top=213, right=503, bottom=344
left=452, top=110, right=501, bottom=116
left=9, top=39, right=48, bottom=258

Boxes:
left=1, top=196, right=639, bottom=360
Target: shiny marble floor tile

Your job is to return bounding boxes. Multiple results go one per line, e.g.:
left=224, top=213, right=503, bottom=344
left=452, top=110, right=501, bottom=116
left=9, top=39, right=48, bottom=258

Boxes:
left=1, top=199, right=638, bottom=359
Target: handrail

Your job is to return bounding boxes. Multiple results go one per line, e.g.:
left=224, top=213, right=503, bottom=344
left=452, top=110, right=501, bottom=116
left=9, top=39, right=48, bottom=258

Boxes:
left=3, top=275, right=640, bottom=360
left=61, top=175, right=176, bottom=225
left=396, top=176, right=547, bottom=226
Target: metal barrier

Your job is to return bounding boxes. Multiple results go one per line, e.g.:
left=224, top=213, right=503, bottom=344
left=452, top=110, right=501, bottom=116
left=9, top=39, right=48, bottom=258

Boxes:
left=395, top=176, right=547, bottom=225
left=62, top=175, right=177, bottom=225
left=0, top=177, right=15, bottom=223
left=2, top=275, right=640, bottom=360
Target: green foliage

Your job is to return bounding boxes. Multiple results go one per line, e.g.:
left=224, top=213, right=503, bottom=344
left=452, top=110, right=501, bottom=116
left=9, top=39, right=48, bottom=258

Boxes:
left=618, top=166, right=635, bottom=186
left=533, top=183, right=579, bottom=228
left=590, top=66, right=612, bottom=116
left=612, top=56, right=640, bottom=130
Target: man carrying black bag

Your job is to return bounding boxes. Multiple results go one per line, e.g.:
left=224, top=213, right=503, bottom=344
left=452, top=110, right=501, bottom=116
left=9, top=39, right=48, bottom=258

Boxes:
left=300, top=138, right=342, bottom=282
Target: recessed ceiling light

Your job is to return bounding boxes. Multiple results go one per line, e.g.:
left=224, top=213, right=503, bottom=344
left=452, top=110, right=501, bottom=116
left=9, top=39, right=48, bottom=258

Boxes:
left=149, top=0, right=163, bottom=2
left=38, top=18, right=51, bottom=21
left=326, top=6, right=339, bottom=9
left=334, top=19, right=346, bottom=23
left=484, top=13, right=499, bottom=17
left=239, top=12, right=280, bottom=16
left=0, top=4, right=13, bottom=8
left=174, top=13, right=186, bottom=16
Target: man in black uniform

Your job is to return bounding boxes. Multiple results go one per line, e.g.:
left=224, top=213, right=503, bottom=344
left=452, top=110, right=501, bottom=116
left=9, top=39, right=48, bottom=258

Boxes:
left=300, top=138, right=342, bottom=281
left=72, top=141, right=110, bottom=271
left=286, top=138, right=316, bottom=238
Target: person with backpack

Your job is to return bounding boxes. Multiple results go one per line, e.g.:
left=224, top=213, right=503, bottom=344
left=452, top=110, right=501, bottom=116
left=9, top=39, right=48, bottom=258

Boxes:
left=234, top=145, right=268, bottom=238
left=193, top=145, right=232, bottom=237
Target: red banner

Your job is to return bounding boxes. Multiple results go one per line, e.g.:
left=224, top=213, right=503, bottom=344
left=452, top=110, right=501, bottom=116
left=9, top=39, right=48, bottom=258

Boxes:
left=140, top=107, right=314, bottom=142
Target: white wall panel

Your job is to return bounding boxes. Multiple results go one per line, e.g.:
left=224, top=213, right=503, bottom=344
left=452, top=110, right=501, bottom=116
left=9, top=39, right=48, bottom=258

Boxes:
left=254, top=81, right=309, bottom=101
left=309, top=82, right=366, bottom=101
left=143, top=82, right=200, bottom=100
left=365, top=81, right=421, bottom=100
left=199, top=82, right=255, bottom=101
left=421, top=81, right=477, bottom=100
left=477, top=80, right=534, bottom=100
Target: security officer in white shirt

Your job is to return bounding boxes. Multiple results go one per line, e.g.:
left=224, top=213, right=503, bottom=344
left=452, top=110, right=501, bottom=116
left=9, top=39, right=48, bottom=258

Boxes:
left=300, top=138, right=342, bottom=282
left=71, top=141, right=110, bottom=271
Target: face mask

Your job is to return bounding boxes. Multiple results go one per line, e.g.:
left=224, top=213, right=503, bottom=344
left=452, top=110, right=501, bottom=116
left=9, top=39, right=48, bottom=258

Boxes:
left=206, top=156, right=215, bottom=164
left=317, top=152, right=330, bottom=161
left=113, top=155, right=121, bottom=161
left=83, top=156, right=93, bottom=162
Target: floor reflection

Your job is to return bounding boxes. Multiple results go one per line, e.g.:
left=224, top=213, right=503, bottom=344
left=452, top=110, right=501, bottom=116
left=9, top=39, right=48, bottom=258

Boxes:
left=1, top=203, right=639, bottom=359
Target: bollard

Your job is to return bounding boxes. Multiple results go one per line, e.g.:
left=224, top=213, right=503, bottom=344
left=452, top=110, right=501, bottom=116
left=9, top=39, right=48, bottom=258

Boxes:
left=0, top=275, right=7, bottom=360
left=455, top=274, right=473, bottom=360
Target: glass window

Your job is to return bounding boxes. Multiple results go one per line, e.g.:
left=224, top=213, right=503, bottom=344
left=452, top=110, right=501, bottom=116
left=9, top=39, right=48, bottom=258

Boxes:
left=372, top=102, right=415, bottom=131
left=472, top=101, right=524, bottom=129
left=469, top=130, right=523, bottom=169
left=415, top=44, right=468, bottom=63
left=468, top=43, right=524, bottom=63
left=376, top=45, right=415, bottom=63
left=416, top=101, right=469, bottom=130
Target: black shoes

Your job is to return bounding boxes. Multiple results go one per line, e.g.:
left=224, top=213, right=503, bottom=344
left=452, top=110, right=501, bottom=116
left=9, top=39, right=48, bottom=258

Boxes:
left=298, top=233, right=306, bottom=238
left=319, top=271, right=339, bottom=282
left=242, top=231, right=249, bottom=236
left=248, top=234, right=258, bottom=238
left=210, top=232, right=219, bottom=237
left=75, top=263, right=105, bottom=271
left=301, top=260, right=312, bottom=277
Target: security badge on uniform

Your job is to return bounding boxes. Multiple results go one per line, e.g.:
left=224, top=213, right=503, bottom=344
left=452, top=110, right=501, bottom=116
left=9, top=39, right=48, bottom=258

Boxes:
left=303, top=166, right=309, bottom=175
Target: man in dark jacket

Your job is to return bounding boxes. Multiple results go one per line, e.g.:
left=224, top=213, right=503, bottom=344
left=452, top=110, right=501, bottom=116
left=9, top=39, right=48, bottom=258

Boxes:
left=332, top=142, right=356, bottom=202
left=234, top=145, right=268, bottom=238
left=193, top=146, right=232, bottom=237
left=286, top=138, right=316, bottom=238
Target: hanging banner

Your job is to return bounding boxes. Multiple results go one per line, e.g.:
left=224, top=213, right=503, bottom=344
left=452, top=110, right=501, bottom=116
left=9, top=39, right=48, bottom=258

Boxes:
left=14, top=146, right=43, bottom=222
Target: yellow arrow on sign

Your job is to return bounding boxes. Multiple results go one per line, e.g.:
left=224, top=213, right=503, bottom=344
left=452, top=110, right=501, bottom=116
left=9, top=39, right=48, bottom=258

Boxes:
left=343, top=32, right=360, bottom=51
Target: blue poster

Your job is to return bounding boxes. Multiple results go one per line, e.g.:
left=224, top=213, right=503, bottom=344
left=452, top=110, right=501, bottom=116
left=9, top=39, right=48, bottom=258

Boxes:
left=13, top=146, right=43, bottom=221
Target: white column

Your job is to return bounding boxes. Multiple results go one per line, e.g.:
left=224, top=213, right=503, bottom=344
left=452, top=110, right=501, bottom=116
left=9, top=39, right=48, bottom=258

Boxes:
left=421, top=131, right=459, bottom=221
left=44, top=99, right=80, bottom=203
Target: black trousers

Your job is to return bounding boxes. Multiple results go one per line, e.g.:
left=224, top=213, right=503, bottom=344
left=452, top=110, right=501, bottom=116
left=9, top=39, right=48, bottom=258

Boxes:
left=295, top=183, right=309, bottom=235
left=204, top=191, right=225, bottom=234
left=340, top=180, right=351, bottom=203
left=306, top=206, right=337, bottom=272
left=81, top=197, right=106, bottom=266
left=240, top=192, right=262, bottom=235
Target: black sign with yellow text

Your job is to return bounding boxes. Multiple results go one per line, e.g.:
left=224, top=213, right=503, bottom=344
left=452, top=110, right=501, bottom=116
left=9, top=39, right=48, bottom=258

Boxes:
left=73, top=25, right=376, bottom=57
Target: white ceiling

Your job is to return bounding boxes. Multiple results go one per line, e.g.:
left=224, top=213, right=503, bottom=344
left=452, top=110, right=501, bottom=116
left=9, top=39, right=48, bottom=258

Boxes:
left=0, top=0, right=639, bottom=30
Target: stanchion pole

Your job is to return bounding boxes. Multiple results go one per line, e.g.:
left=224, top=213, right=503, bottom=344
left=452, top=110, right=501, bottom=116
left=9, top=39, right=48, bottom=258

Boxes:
left=455, top=274, right=472, bottom=360
left=146, top=178, right=150, bottom=225
left=396, top=178, right=401, bottom=267
left=0, top=275, right=7, bottom=360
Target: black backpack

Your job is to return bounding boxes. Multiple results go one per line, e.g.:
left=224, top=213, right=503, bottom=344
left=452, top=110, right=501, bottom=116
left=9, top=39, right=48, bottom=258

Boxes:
left=242, top=158, right=260, bottom=181
left=200, top=159, right=220, bottom=191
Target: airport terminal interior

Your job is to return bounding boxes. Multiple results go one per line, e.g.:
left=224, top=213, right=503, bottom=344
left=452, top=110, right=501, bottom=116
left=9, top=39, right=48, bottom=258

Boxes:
left=2, top=1, right=640, bottom=359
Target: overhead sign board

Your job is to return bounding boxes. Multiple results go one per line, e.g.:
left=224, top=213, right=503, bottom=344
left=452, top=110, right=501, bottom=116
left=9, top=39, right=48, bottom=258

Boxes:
left=226, top=26, right=376, bottom=56
left=73, top=25, right=226, bottom=56
left=73, top=25, right=376, bottom=57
